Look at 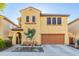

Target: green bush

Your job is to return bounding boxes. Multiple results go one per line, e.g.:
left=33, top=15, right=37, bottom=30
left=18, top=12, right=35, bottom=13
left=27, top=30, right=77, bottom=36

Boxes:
left=77, top=40, right=79, bottom=45
left=4, top=40, right=12, bottom=47
left=0, top=39, right=6, bottom=48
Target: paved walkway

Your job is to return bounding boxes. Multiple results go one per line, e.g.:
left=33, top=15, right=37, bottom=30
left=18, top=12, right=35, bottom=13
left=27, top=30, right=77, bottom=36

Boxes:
left=0, top=45, right=79, bottom=56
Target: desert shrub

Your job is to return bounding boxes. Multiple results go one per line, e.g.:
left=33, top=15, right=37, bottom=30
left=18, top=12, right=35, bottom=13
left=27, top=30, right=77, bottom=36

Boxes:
left=0, top=39, right=6, bottom=48
left=4, top=40, right=12, bottom=47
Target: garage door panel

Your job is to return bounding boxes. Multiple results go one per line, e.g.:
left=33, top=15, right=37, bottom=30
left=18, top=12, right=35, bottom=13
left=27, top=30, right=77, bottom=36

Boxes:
left=42, top=34, right=64, bottom=44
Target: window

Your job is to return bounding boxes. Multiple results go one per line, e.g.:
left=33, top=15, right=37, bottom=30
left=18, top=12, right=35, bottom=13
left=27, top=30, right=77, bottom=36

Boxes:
left=57, top=18, right=62, bottom=24
left=26, top=16, right=29, bottom=22
left=52, top=18, right=56, bottom=24
left=32, top=16, right=35, bottom=23
left=47, top=18, right=51, bottom=24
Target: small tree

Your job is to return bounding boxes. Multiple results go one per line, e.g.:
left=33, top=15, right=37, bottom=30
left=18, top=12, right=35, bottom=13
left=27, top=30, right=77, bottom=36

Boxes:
left=24, top=28, right=36, bottom=46
left=0, top=3, right=6, bottom=12
left=0, top=3, right=7, bottom=15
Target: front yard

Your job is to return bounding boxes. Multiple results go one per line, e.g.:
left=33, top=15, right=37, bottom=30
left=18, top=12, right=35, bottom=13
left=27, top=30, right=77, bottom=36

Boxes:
left=1, top=44, right=79, bottom=56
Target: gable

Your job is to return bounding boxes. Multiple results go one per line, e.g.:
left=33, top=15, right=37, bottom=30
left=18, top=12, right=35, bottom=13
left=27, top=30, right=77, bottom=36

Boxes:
left=20, top=7, right=41, bottom=14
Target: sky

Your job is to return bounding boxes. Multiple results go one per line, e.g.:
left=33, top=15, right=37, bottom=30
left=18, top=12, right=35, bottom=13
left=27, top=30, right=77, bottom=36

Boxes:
left=1, top=3, right=79, bottom=25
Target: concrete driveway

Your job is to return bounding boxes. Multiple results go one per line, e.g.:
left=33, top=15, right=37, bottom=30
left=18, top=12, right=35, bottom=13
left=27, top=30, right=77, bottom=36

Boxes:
left=0, top=45, right=79, bottom=56
left=43, top=45, right=79, bottom=56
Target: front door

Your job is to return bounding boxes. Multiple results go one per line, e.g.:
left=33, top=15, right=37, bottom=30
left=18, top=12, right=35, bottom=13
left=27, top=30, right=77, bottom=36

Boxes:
left=16, top=32, right=21, bottom=44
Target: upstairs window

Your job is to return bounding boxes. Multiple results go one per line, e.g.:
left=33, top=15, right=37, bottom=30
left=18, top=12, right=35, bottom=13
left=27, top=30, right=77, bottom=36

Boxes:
left=47, top=18, right=51, bottom=24
left=32, top=16, right=35, bottom=23
left=57, top=18, right=62, bottom=24
left=26, top=16, right=29, bottom=22
left=52, top=18, right=56, bottom=24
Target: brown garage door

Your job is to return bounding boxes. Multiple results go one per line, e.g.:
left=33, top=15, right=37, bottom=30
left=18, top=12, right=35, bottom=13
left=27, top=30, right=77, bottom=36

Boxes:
left=41, top=34, right=64, bottom=44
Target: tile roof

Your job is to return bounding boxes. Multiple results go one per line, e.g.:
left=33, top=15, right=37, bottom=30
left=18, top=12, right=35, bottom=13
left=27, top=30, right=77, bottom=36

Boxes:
left=0, top=15, right=19, bottom=27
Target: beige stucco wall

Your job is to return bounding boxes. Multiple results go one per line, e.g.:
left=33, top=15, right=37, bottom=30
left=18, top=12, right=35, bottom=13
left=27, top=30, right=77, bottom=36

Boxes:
left=68, top=32, right=75, bottom=38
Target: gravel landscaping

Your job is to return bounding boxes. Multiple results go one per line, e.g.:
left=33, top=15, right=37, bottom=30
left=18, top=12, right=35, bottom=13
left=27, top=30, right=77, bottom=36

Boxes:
left=12, top=47, right=44, bottom=52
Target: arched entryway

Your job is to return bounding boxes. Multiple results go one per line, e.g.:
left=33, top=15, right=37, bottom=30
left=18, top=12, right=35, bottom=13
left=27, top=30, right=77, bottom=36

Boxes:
left=69, top=37, right=74, bottom=44
left=16, top=32, right=22, bottom=44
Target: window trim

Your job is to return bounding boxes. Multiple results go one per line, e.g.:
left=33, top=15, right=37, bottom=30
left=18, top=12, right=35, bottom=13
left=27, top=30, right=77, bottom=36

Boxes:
left=47, top=17, right=62, bottom=25
left=32, top=16, right=35, bottom=23
left=52, top=17, right=57, bottom=25
left=57, top=17, right=62, bottom=25
left=26, top=16, right=29, bottom=22
left=47, top=17, right=51, bottom=25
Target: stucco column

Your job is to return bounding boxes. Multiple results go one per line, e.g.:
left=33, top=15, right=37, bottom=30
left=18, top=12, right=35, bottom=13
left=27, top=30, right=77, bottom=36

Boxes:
left=64, top=33, right=69, bottom=45
left=21, top=32, right=26, bottom=44
left=12, top=33, right=16, bottom=45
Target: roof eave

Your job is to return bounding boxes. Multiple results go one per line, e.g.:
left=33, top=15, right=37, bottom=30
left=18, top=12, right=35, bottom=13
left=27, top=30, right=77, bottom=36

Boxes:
left=41, top=13, right=70, bottom=17
left=0, top=15, right=19, bottom=28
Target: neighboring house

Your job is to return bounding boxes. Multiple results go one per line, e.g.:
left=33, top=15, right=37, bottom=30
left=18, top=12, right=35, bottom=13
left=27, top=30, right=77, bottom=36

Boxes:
left=11, top=7, right=70, bottom=45
left=68, top=18, right=79, bottom=44
left=0, top=15, right=18, bottom=40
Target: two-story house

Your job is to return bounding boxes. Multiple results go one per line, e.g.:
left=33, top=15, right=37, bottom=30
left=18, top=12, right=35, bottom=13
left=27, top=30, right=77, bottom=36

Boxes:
left=11, top=7, right=70, bottom=45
